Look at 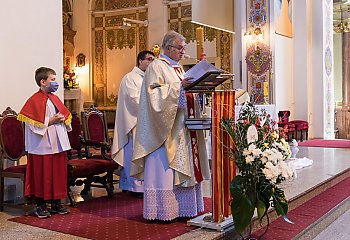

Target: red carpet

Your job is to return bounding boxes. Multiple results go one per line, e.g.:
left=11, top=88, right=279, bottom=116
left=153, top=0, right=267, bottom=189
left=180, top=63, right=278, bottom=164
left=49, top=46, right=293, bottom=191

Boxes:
left=298, top=139, right=350, bottom=148
left=253, top=176, right=350, bottom=239
left=10, top=192, right=211, bottom=240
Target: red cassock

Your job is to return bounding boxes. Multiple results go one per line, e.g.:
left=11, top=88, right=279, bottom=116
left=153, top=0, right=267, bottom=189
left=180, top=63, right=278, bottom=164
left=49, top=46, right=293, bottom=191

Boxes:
left=18, top=89, right=71, bottom=200
left=25, top=152, right=68, bottom=200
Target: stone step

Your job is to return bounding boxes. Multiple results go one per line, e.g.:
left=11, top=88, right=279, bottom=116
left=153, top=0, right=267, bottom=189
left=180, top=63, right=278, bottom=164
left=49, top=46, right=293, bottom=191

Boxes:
left=294, top=196, right=350, bottom=239
left=250, top=169, right=350, bottom=239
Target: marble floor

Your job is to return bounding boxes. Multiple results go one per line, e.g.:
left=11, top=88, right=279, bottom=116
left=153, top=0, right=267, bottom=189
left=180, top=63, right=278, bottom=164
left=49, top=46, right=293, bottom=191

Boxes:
left=0, top=146, right=349, bottom=240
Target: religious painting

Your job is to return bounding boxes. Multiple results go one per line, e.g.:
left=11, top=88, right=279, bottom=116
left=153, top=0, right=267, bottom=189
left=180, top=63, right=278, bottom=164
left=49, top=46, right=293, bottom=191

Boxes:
left=275, top=0, right=293, bottom=38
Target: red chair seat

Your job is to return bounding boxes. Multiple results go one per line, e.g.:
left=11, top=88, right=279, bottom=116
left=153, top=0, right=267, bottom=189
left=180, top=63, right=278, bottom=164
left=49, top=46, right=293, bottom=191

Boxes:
left=289, top=120, right=308, bottom=130
left=278, top=122, right=295, bottom=140
left=90, top=153, right=112, bottom=160
left=66, top=112, right=118, bottom=207
left=3, top=165, right=27, bottom=174
left=289, top=120, right=309, bottom=141
left=278, top=122, right=296, bottom=131
left=68, top=159, right=118, bottom=178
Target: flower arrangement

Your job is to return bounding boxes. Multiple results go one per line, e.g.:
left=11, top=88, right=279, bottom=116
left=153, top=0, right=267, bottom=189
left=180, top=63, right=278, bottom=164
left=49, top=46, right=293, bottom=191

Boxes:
left=63, top=65, right=76, bottom=89
left=221, top=102, right=295, bottom=237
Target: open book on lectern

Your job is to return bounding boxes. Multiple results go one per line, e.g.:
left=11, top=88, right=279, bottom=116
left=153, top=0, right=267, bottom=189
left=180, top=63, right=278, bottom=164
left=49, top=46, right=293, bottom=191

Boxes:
left=183, top=60, right=233, bottom=92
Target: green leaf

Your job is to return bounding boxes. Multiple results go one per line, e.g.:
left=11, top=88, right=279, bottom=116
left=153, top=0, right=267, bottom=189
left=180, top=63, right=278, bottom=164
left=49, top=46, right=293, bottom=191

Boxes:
left=272, top=187, right=288, bottom=216
left=230, top=177, right=255, bottom=233
left=230, top=176, right=244, bottom=196
left=256, top=199, right=266, bottom=220
left=258, top=183, right=273, bottom=209
left=231, top=192, right=255, bottom=234
left=221, top=118, right=235, bottom=139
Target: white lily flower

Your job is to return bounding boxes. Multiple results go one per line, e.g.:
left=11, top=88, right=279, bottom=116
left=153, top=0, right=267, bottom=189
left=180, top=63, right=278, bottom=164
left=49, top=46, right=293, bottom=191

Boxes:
left=245, top=155, right=255, bottom=164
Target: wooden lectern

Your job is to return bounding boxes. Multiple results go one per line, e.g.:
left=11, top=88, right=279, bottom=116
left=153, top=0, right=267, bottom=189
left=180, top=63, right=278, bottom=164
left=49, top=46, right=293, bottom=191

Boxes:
left=185, top=66, right=236, bottom=231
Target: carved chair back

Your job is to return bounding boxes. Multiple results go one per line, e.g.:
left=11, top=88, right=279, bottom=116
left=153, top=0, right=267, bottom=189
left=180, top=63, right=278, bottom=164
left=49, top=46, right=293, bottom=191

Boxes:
left=67, top=112, right=86, bottom=159
left=0, top=107, right=28, bottom=215
left=81, top=106, right=109, bottom=145
left=278, top=110, right=291, bottom=124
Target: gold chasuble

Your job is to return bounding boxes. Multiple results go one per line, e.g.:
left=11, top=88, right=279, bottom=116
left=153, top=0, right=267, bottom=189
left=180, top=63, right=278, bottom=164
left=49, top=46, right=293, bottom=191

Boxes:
left=132, top=58, right=209, bottom=186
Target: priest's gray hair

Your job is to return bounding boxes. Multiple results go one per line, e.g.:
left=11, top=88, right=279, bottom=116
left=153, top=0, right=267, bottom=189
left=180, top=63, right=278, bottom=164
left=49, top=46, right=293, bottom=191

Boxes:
left=162, top=30, right=185, bottom=49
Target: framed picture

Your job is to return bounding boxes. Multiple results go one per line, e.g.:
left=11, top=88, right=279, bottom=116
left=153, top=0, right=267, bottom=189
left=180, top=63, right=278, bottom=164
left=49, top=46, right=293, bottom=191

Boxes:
left=76, top=53, right=86, bottom=67
left=275, top=0, right=293, bottom=38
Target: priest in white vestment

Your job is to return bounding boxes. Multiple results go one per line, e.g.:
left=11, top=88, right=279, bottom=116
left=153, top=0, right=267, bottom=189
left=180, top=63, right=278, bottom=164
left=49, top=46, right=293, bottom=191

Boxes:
left=112, top=50, right=155, bottom=195
left=132, top=31, right=211, bottom=221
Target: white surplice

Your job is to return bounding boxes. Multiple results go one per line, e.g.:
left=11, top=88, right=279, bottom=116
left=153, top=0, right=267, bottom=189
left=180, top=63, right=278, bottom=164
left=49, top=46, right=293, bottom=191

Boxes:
left=132, top=54, right=210, bottom=221
left=111, top=66, right=144, bottom=192
left=24, top=99, right=71, bottom=154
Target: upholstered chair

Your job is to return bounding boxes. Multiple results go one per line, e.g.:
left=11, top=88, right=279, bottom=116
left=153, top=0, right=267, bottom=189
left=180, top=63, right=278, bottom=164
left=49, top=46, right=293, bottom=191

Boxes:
left=278, top=110, right=296, bottom=141
left=67, top=112, right=86, bottom=159
left=0, top=107, right=28, bottom=215
left=81, top=106, right=112, bottom=160
left=67, top=111, right=118, bottom=207
left=289, top=120, right=309, bottom=142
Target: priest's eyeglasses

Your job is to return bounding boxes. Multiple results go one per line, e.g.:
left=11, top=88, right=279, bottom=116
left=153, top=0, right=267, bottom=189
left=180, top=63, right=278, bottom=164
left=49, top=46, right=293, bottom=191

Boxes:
left=169, top=45, right=186, bottom=52
left=144, top=57, right=155, bottom=61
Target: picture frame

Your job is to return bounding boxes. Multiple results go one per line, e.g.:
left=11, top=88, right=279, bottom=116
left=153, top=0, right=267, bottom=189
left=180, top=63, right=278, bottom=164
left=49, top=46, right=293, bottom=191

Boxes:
left=275, top=0, right=293, bottom=38
left=76, top=53, right=86, bottom=67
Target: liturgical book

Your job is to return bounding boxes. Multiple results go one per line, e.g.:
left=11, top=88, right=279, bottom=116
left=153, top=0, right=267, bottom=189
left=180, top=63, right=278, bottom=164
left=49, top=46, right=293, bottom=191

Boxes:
left=184, top=60, right=232, bottom=92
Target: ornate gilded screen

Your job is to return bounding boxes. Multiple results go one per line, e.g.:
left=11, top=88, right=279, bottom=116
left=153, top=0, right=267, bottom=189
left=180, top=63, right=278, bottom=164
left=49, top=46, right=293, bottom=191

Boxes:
left=167, top=1, right=232, bottom=73
left=92, top=0, right=148, bottom=108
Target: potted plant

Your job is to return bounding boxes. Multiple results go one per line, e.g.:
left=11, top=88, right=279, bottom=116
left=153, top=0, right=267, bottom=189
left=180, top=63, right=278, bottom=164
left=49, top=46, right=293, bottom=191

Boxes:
left=221, top=102, right=295, bottom=239
left=63, top=65, right=77, bottom=89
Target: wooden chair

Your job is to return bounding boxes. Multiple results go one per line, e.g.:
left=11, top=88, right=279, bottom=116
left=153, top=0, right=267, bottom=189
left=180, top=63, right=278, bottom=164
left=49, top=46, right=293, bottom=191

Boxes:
left=0, top=107, right=28, bottom=215
left=67, top=112, right=86, bottom=159
left=289, top=120, right=309, bottom=142
left=67, top=111, right=118, bottom=207
left=80, top=106, right=112, bottom=160
left=278, top=110, right=309, bottom=142
left=278, top=110, right=296, bottom=141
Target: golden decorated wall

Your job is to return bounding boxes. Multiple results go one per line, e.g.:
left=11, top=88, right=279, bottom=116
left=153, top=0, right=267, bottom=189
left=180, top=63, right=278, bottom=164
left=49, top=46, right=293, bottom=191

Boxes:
left=89, top=0, right=232, bottom=108
left=167, top=1, right=232, bottom=72
left=92, top=0, right=148, bottom=108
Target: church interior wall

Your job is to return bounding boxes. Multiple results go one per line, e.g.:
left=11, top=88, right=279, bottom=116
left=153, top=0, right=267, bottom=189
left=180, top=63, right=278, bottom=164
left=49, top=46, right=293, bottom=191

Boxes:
left=0, top=0, right=63, bottom=201
left=72, top=0, right=92, bottom=106
left=310, top=0, right=328, bottom=139
left=292, top=0, right=309, bottom=123
left=333, top=34, right=342, bottom=105
left=0, top=0, right=337, bottom=140
left=274, top=34, right=293, bottom=113
left=241, top=0, right=335, bottom=139
left=233, top=0, right=244, bottom=89
left=69, top=0, right=232, bottom=110
left=147, top=0, right=168, bottom=48
left=0, top=0, right=63, bottom=113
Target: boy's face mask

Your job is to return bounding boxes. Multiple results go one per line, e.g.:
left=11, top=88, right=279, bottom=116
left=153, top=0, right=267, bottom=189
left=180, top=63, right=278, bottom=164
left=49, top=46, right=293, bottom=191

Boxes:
left=47, top=81, right=59, bottom=92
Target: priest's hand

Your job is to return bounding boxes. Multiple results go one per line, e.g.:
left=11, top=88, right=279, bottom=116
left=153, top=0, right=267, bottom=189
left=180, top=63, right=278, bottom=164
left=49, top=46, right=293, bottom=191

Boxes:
left=150, top=83, right=161, bottom=89
left=181, top=77, right=193, bottom=89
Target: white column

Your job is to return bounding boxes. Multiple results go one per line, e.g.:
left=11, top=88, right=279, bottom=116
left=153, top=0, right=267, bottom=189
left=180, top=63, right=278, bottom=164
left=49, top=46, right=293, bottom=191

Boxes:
left=233, top=0, right=244, bottom=89
left=310, top=0, right=334, bottom=139
left=293, top=0, right=309, bottom=121
left=273, top=0, right=293, bottom=111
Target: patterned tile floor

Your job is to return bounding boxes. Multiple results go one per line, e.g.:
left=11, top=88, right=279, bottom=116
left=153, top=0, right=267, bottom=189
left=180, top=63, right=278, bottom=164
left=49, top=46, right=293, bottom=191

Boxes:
left=0, top=146, right=349, bottom=239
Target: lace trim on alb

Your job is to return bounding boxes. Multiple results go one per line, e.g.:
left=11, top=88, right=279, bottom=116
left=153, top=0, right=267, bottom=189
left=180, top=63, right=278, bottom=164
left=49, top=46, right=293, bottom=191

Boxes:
left=143, top=184, right=204, bottom=221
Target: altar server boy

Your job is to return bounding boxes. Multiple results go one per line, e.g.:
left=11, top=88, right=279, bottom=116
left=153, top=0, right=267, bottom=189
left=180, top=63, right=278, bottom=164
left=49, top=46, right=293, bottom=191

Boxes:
left=18, top=67, right=71, bottom=218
